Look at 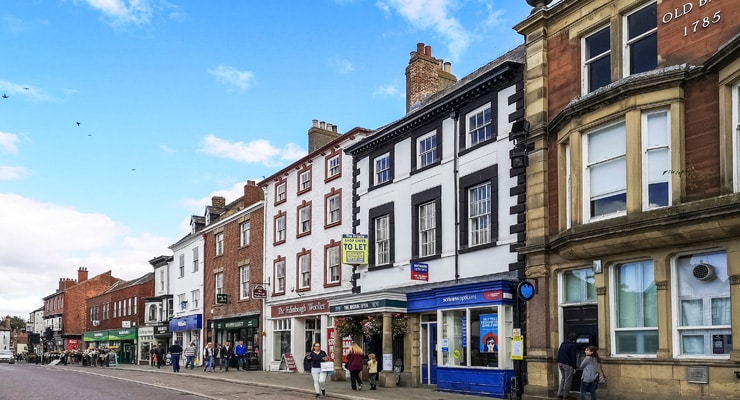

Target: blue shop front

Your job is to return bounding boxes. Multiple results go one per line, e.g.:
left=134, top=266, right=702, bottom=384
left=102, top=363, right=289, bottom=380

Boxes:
left=407, top=280, right=516, bottom=398
left=169, top=314, right=202, bottom=349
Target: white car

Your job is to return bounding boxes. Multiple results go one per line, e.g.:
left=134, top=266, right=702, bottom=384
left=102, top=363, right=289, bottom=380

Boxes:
left=0, top=350, right=15, bottom=364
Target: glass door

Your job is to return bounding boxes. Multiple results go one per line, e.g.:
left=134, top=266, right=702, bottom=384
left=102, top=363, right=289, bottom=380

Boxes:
left=421, top=322, right=438, bottom=384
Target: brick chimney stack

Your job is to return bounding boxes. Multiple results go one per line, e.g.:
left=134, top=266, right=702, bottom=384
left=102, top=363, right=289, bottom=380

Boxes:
left=308, top=119, right=341, bottom=153
left=78, top=267, right=88, bottom=283
left=405, top=42, right=457, bottom=112
left=243, top=180, right=263, bottom=207
left=212, top=196, right=226, bottom=209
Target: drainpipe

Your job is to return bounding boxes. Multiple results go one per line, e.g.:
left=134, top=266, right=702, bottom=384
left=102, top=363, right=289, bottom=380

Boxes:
left=451, top=109, right=460, bottom=282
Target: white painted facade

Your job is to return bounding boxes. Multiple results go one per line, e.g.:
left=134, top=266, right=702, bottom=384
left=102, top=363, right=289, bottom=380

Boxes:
left=168, top=232, right=205, bottom=353
left=260, top=124, right=370, bottom=369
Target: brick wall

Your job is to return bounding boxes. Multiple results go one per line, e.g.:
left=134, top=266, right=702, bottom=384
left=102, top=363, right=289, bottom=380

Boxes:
left=63, top=271, right=121, bottom=336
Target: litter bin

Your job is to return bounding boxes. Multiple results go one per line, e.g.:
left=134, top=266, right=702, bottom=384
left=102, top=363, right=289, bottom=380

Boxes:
left=246, top=352, right=260, bottom=371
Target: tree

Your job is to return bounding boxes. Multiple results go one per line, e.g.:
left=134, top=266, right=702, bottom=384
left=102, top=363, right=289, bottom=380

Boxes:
left=3, top=315, right=28, bottom=331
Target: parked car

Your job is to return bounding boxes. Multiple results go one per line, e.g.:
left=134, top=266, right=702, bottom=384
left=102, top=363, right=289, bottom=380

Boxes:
left=0, top=350, right=15, bottom=364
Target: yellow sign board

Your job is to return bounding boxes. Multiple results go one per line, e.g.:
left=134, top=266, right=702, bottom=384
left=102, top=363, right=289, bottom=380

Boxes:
left=341, top=234, right=368, bottom=265
left=510, top=336, right=524, bottom=360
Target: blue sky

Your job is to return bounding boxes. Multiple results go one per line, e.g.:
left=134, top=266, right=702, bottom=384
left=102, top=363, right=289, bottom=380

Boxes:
left=0, top=0, right=531, bottom=320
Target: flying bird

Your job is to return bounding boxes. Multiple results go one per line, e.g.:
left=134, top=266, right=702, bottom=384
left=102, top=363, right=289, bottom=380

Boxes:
left=23, top=87, right=29, bottom=90
left=76, top=122, right=80, bottom=126
left=2, top=93, right=8, bottom=99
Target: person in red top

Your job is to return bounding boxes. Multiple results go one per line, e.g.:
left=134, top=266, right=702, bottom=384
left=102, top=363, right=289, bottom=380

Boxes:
left=346, top=342, right=365, bottom=391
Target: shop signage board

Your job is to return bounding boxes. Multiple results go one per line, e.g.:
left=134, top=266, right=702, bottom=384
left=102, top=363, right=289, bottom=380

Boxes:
left=341, top=234, right=368, bottom=265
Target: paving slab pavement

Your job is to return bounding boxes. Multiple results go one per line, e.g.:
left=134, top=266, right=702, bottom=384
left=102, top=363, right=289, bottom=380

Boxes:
left=109, top=363, right=557, bottom=400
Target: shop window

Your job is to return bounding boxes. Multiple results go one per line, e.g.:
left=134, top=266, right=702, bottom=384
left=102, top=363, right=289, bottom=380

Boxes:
left=439, top=306, right=511, bottom=369
left=673, top=251, right=731, bottom=357
left=613, top=260, right=658, bottom=355
left=273, top=319, right=292, bottom=361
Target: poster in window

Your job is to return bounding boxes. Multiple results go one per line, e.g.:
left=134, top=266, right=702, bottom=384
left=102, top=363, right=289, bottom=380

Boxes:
left=479, top=313, right=498, bottom=353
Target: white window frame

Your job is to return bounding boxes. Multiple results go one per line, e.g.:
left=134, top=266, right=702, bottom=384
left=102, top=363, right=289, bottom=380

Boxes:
left=178, top=293, right=187, bottom=310
left=610, top=260, right=658, bottom=356
left=641, top=109, right=671, bottom=210
left=215, top=232, right=224, bottom=256
left=466, top=104, right=492, bottom=147
left=299, top=170, right=311, bottom=191
left=375, top=215, right=390, bottom=265
left=298, top=254, right=311, bottom=289
left=327, top=194, right=340, bottom=224
left=191, top=289, right=200, bottom=309
left=326, top=246, right=340, bottom=284
left=192, top=247, right=199, bottom=272
left=671, top=251, right=731, bottom=359
left=298, top=205, right=311, bottom=234
left=583, top=121, right=627, bottom=222
left=581, top=25, right=611, bottom=94
left=215, top=272, right=224, bottom=303
left=276, top=182, right=287, bottom=202
left=468, top=183, right=491, bottom=246
left=240, top=221, right=251, bottom=247
left=417, top=131, right=437, bottom=168
left=328, top=155, right=340, bottom=178
left=276, top=215, right=286, bottom=242
left=374, top=153, right=391, bottom=185
left=179, top=254, right=185, bottom=278
left=418, top=201, right=436, bottom=257
left=275, top=261, right=285, bottom=293
left=240, top=265, right=250, bottom=300
left=623, top=1, right=657, bottom=77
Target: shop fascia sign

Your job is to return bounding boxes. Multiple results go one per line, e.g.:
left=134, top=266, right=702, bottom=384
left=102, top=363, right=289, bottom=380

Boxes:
left=272, top=299, right=328, bottom=317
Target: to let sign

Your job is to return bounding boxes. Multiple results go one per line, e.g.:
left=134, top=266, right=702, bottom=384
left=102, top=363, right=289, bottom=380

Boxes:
left=341, top=234, right=368, bottom=265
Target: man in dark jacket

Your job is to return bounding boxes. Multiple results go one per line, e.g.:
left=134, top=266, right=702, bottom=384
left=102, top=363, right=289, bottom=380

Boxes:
left=556, top=333, right=578, bottom=399
left=168, top=341, right=183, bottom=373
left=221, top=341, right=235, bottom=372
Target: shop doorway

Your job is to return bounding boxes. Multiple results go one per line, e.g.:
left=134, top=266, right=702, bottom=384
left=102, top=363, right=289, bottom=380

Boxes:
left=421, top=322, right=438, bottom=385
left=562, top=304, right=598, bottom=391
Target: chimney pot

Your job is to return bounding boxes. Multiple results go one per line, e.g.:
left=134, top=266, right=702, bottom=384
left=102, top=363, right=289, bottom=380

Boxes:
left=417, top=42, right=424, bottom=53
left=320, top=121, right=326, bottom=129
left=425, top=45, right=431, bottom=57
left=312, top=119, right=318, bottom=127
left=444, top=62, right=452, bottom=73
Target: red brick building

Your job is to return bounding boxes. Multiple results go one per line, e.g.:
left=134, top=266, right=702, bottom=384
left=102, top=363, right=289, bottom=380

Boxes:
left=203, top=181, right=265, bottom=360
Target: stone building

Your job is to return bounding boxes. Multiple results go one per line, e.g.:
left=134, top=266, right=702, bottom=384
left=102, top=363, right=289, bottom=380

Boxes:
left=514, top=0, right=740, bottom=398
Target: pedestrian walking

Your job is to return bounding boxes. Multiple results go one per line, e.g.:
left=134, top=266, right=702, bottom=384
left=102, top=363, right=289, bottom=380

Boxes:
left=168, top=341, right=183, bottom=373
left=346, top=342, right=364, bottom=391
left=184, top=341, right=197, bottom=370
left=557, top=333, right=578, bottom=399
left=155, top=345, right=165, bottom=369
left=579, top=346, right=602, bottom=400
left=305, top=342, right=329, bottom=398
left=367, top=353, right=378, bottom=390
left=235, top=340, right=246, bottom=371
left=203, top=342, right=214, bottom=372
left=214, top=343, right=222, bottom=371
left=222, top=341, right=235, bottom=372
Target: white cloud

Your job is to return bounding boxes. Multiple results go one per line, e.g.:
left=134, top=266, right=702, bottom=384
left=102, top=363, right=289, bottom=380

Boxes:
left=0, top=194, right=172, bottom=318
left=0, top=166, right=28, bottom=180
left=207, top=65, right=255, bottom=91
left=378, top=0, right=471, bottom=61
left=0, top=131, right=20, bottom=154
left=328, top=56, right=355, bottom=74
left=199, top=134, right=305, bottom=167
left=83, top=0, right=154, bottom=26
left=373, top=83, right=402, bottom=97
left=0, top=81, right=52, bottom=101
left=159, top=144, right=176, bottom=153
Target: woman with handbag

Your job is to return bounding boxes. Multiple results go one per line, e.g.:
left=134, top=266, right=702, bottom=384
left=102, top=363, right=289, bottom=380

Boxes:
left=306, top=342, right=329, bottom=398
left=579, top=346, right=602, bottom=400
left=346, top=342, right=365, bottom=390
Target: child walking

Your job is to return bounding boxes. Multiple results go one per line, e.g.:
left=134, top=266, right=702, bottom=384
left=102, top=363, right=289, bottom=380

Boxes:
left=367, top=353, right=378, bottom=390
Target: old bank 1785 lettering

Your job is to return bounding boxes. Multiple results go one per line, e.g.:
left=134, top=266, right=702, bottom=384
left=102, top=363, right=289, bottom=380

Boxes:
left=660, top=0, right=722, bottom=37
